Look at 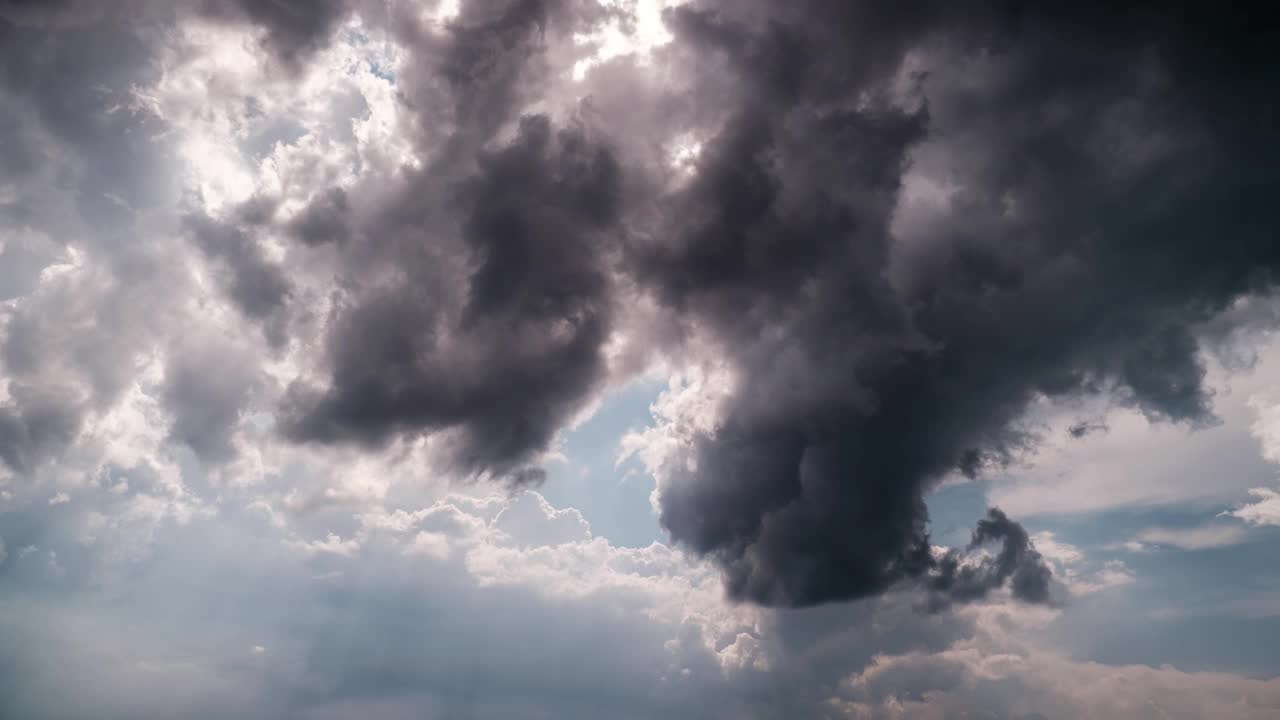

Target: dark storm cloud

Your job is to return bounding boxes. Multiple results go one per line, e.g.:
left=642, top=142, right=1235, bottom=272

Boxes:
left=4, top=0, right=1275, bottom=620
left=280, top=114, right=620, bottom=476
left=926, top=509, right=1051, bottom=611
left=441, top=0, right=560, bottom=138
left=637, top=2, right=1280, bottom=607
left=274, top=0, right=624, bottom=480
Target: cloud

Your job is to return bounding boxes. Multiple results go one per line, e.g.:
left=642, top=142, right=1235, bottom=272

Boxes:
left=286, top=187, right=350, bottom=246
left=9, top=0, right=1279, bottom=617
left=0, top=484, right=757, bottom=718
left=194, top=0, right=351, bottom=66
left=493, top=490, right=592, bottom=546
left=1, top=6, right=1280, bottom=718
left=279, top=115, right=622, bottom=477
left=404, top=529, right=450, bottom=559
left=161, top=335, right=264, bottom=463
left=604, top=0, right=1280, bottom=609
left=0, top=0, right=196, bottom=481
left=0, top=474, right=1249, bottom=719
left=1228, top=487, right=1280, bottom=528
left=985, top=338, right=1280, bottom=518
left=1031, top=532, right=1133, bottom=597
left=1132, top=523, right=1251, bottom=551
left=0, top=385, right=83, bottom=475
left=926, top=509, right=1053, bottom=611
left=836, top=634, right=1280, bottom=720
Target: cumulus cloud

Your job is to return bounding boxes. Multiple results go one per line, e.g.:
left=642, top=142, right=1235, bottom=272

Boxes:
left=278, top=114, right=622, bottom=477
left=628, top=0, right=1280, bottom=609
left=925, top=509, right=1052, bottom=611
left=8, top=0, right=1280, bottom=610
left=0, top=480, right=1266, bottom=720
left=2, top=0, right=1280, bottom=716
left=0, top=485, right=765, bottom=718
left=836, top=636, right=1280, bottom=720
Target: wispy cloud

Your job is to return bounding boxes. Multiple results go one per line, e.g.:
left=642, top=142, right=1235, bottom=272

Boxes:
left=1226, top=487, right=1280, bottom=527
left=1130, top=523, right=1250, bottom=551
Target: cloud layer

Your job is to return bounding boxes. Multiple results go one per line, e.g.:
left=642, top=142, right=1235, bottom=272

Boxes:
left=2, top=0, right=1280, bottom=716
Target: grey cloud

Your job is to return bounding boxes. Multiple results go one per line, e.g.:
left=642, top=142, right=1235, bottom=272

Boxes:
left=839, top=640, right=1280, bottom=720
left=633, top=2, right=1280, bottom=608
left=255, top=2, right=625, bottom=481
left=281, top=114, right=620, bottom=477
left=185, top=212, right=291, bottom=345
left=289, top=187, right=350, bottom=246
left=0, top=491, right=733, bottom=719
left=0, top=384, right=82, bottom=475
left=162, top=339, right=261, bottom=463
left=2, top=0, right=1278, bottom=664
left=147, top=0, right=1280, bottom=614
left=0, top=480, right=991, bottom=720
left=0, top=2, right=172, bottom=232
left=926, top=509, right=1052, bottom=612
left=1066, top=419, right=1108, bottom=439
left=0, top=3, right=183, bottom=477
left=0, top=232, right=63, bottom=302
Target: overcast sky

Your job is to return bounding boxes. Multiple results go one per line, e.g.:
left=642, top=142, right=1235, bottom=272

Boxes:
left=1, top=1, right=1279, bottom=718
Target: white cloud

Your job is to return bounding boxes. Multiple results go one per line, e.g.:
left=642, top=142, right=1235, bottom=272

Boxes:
left=493, top=491, right=592, bottom=547
left=617, top=362, right=736, bottom=513
left=1228, top=487, right=1280, bottom=527
left=987, top=340, right=1280, bottom=517
left=1133, top=523, right=1250, bottom=551
left=1030, top=531, right=1082, bottom=566
left=286, top=531, right=360, bottom=557
left=572, top=0, right=677, bottom=80
left=1248, top=389, right=1280, bottom=464
left=1031, top=531, right=1134, bottom=596
left=2, top=457, right=1273, bottom=720
left=404, top=530, right=450, bottom=560
left=0, top=483, right=783, bottom=718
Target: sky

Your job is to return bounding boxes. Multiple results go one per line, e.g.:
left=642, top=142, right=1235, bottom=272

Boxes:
left=1, top=1, right=1279, bottom=718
